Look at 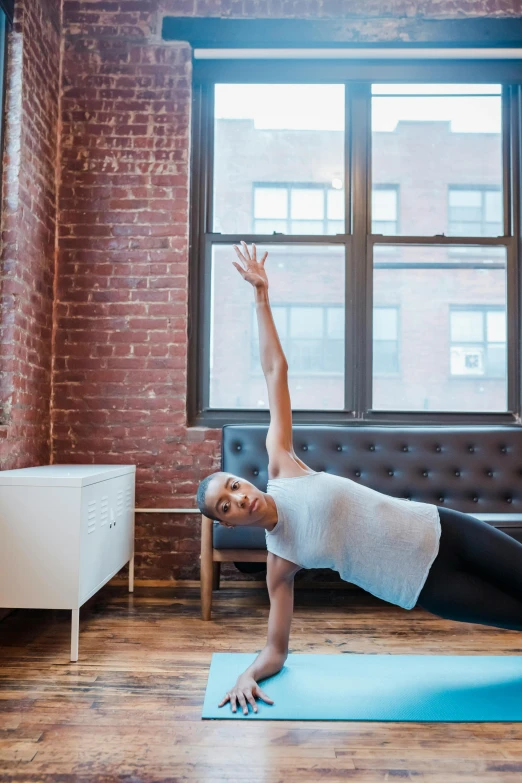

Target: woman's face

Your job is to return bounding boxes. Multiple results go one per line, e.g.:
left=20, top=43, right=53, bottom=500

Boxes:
left=205, top=473, right=266, bottom=527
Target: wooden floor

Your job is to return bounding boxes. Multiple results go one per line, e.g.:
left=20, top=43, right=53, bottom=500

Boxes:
left=2, top=584, right=522, bottom=783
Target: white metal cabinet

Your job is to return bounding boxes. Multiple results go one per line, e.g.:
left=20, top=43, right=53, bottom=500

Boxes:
left=0, top=464, right=136, bottom=661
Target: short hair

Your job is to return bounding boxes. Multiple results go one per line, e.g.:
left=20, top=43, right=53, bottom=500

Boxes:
left=197, top=471, right=226, bottom=520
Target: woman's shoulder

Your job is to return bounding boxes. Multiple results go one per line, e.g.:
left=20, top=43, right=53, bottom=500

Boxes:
left=267, top=450, right=318, bottom=481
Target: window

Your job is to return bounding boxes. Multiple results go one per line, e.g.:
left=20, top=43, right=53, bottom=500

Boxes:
left=448, top=187, right=502, bottom=237
left=373, top=307, right=400, bottom=375
left=450, top=307, right=506, bottom=379
left=191, top=68, right=517, bottom=425
left=251, top=304, right=344, bottom=375
left=372, top=186, right=399, bottom=235
left=253, top=183, right=344, bottom=235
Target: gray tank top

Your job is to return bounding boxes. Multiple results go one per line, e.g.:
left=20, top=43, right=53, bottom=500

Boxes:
left=265, top=471, right=441, bottom=610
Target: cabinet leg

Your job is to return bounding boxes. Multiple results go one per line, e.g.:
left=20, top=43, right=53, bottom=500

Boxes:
left=129, top=554, right=134, bottom=593
left=71, top=609, right=79, bottom=662
left=212, top=561, right=221, bottom=591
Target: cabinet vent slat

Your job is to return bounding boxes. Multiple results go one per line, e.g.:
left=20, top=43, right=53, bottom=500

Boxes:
left=100, top=496, right=109, bottom=526
left=87, top=500, right=96, bottom=534
left=117, top=489, right=124, bottom=517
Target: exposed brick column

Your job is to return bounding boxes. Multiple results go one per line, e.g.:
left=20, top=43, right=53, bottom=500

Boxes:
left=0, top=0, right=62, bottom=469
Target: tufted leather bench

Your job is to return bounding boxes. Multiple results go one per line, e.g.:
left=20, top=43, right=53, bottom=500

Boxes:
left=200, top=424, right=522, bottom=619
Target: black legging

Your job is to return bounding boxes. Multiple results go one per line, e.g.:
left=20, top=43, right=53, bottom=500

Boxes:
left=416, top=506, right=522, bottom=630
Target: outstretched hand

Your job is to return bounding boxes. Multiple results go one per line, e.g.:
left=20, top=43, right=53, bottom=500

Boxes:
left=232, top=241, right=269, bottom=290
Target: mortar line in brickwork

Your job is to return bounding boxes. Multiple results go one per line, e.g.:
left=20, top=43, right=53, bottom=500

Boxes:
left=49, top=0, right=65, bottom=464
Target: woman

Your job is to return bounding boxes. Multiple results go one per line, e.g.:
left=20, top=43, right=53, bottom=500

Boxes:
left=198, top=241, right=522, bottom=716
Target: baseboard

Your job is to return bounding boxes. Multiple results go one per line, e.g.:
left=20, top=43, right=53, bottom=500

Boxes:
left=109, top=577, right=361, bottom=590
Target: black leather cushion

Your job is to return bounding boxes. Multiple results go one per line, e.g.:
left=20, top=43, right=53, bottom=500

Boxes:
left=213, top=424, right=522, bottom=549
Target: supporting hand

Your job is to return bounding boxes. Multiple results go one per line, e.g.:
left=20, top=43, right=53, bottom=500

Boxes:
left=218, top=674, right=274, bottom=715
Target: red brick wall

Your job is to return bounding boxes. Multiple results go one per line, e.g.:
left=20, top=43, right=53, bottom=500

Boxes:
left=0, top=0, right=62, bottom=470
left=54, top=0, right=522, bottom=582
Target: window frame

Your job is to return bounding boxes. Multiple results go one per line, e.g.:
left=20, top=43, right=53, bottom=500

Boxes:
left=188, top=60, right=522, bottom=427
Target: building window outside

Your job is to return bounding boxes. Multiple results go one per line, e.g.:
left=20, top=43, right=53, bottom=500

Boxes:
left=253, top=183, right=344, bottom=235
left=448, top=187, right=502, bottom=237
left=251, top=304, right=344, bottom=375
left=450, top=307, right=506, bottom=379
left=372, top=185, right=399, bottom=235
left=373, top=306, right=400, bottom=375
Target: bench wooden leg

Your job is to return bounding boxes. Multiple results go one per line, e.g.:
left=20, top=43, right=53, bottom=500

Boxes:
left=212, top=561, right=221, bottom=591
left=201, top=515, right=213, bottom=620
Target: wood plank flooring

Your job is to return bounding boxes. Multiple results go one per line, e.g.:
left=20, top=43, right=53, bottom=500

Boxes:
left=2, top=583, right=522, bottom=782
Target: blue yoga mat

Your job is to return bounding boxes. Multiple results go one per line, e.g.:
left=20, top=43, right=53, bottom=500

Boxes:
left=202, top=653, right=522, bottom=721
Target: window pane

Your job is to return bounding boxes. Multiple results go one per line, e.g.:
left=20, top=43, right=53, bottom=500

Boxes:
left=373, top=221, right=398, bottom=235
left=372, top=84, right=502, bottom=96
left=372, top=187, right=398, bottom=235
left=290, top=220, right=324, bottom=234
left=210, top=244, right=345, bottom=409
left=374, top=307, right=398, bottom=339
left=487, top=310, right=506, bottom=342
left=373, top=189, right=398, bottom=220
left=450, top=190, right=482, bottom=209
left=291, top=189, right=324, bottom=219
left=372, top=85, right=503, bottom=236
left=254, top=187, right=287, bottom=218
left=254, top=218, right=288, bottom=234
left=327, top=307, right=344, bottom=339
left=451, top=311, right=484, bottom=342
left=213, top=84, right=345, bottom=234
left=327, top=219, right=344, bottom=234
left=291, top=340, right=323, bottom=371
left=485, top=190, right=502, bottom=223
left=372, top=244, right=507, bottom=412
left=327, top=189, right=344, bottom=220
left=374, top=340, right=399, bottom=374
left=290, top=306, right=323, bottom=338
left=487, top=342, right=506, bottom=377
left=324, top=340, right=344, bottom=371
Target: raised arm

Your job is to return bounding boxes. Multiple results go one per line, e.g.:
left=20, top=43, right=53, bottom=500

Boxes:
left=232, top=242, right=293, bottom=458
